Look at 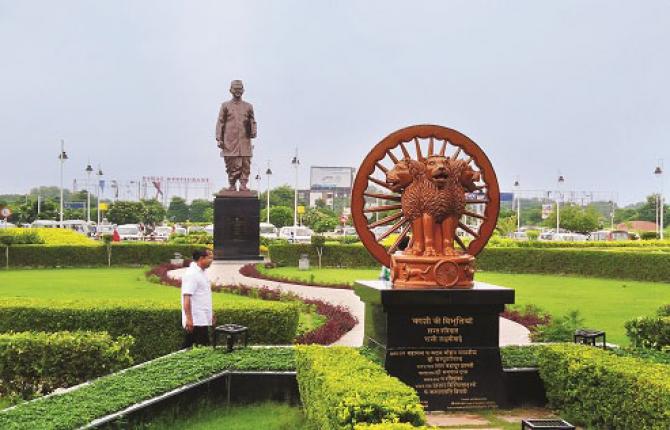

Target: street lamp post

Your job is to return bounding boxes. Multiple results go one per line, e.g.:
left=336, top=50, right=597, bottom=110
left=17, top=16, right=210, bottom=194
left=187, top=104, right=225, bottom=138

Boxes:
left=655, top=162, right=664, bottom=240
left=265, top=163, right=272, bottom=224
left=85, top=163, right=93, bottom=223
left=96, top=166, right=104, bottom=226
left=255, top=173, right=261, bottom=198
left=514, top=178, right=520, bottom=232
left=58, top=140, right=68, bottom=228
left=291, top=150, right=300, bottom=227
left=556, top=174, right=565, bottom=233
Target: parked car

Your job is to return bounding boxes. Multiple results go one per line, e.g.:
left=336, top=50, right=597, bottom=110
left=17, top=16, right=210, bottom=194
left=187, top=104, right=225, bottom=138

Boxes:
left=188, top=225, right=206, bottom=234
left=0, top=222, right=16, bottom=229
left=94, top=223, right=115, bottom=239
left=589, top=230, right=631, bottom=241
left=324, top=226, right=358, bottom=239
left=204, top=224, right=214, bottom=236
left=279, top=226, right=314, bottom=243
left=31, top=220, right=59, bottom=228
left=62, top=220, right=92, bottom=236
left=152, top=226, right=173, bottom=242
left=116, top=224, right=143, bottom=241
left=508, top=231, right=528, bottom=240
left=260, top=222, right=278, bottom=239
left=173, top=226, right=187, bottom=236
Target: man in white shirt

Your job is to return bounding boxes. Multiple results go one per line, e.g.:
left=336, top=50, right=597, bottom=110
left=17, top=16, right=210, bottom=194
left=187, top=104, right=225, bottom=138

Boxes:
left=181, top=249, right=215, bottom=347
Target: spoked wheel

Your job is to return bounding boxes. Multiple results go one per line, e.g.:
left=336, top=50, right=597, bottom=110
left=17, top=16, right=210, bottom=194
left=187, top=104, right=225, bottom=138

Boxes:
left=351, top=124, right=500, bottom=268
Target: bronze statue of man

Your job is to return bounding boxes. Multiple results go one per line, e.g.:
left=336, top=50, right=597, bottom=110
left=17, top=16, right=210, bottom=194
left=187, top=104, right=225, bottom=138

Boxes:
left=216, top=80, right=257, bottom=191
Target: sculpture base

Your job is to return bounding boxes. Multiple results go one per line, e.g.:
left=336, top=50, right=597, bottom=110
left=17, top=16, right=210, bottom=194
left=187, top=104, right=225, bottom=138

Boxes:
left=213, top=194, right=262, bottom=261
left=391, top=254, right=474, bottom=289
left=353, top=280, right=515, bottom=411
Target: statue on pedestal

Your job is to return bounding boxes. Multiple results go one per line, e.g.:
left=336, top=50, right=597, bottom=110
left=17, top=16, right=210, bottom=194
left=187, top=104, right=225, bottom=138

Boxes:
left=216, top=80, right=257, bottom=192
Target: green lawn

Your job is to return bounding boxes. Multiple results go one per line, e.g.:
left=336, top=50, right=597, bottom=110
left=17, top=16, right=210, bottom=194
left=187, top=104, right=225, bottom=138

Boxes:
left=257, top=265, right=670, bottom=345
left=0, top=268, right=323, bottom=335
left=148, top=402, right=307, bottom=430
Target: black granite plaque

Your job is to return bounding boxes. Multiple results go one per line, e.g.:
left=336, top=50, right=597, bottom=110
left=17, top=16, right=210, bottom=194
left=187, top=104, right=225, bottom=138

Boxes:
left=213, top=194, right=262, bottom=260
left=354, top=281, right=514, bottom=411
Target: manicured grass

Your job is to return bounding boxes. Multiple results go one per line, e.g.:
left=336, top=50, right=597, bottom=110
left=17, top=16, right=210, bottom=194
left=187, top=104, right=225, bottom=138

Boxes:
left=258, top=266, right=670, bottom=345
left=0, top=268, right=324, bottom=335
left=0, top=398, right=11, bottom=410
left=149, top=402, right=307, bottom=430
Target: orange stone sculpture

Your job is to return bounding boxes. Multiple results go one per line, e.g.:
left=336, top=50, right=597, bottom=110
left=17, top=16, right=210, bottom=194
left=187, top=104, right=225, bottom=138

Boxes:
left=351, top=124, right=500, bottom=289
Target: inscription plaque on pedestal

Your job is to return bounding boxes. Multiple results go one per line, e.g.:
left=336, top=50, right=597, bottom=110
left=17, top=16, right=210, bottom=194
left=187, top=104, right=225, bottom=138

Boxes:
left=354, top=281, right=514, bottom=411
left=213, top=192, right=262, bottom=261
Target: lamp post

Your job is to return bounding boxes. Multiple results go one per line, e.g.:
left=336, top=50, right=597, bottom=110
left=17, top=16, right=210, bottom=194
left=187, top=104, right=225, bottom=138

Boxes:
left=556, top=174, right=565, bottom=233
left=514, top=178, right=521, bottom=232
left=291, top=150, right=300, bottom=227
left=254, top=173, right=261, bottom=198
left=85, top=163, right=93, bottom=223
left=58, top=140, right=68, bottom=228
left=655, top=162, right=664, bottom=240
left=96, top=166, right=104, bottom=226
left=265, top=163, right=272, bottom=224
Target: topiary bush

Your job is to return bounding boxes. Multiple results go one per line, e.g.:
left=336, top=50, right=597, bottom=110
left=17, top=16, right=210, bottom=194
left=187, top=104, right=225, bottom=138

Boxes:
left=296, top=345, right=426, bottom=429
left=538, top=343, right=670, bottom=429
left=0, top=331, right=133, bottom=399
left=0, top=298, right=299, bottom=362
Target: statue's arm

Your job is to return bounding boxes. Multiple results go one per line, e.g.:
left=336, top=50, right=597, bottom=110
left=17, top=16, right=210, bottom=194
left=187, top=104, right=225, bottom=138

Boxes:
left=216, top=104, right=226, bottom=146
left=248, top=105, right=257, bottom=138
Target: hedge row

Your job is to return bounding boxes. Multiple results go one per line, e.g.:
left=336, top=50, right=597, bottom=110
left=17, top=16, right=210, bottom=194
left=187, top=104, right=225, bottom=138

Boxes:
left=538, top=343, right=670, bottom=429
left=0, top=347, right=296, bottom=430
left=0, top=331, right=133, bottom=399
left=488, top=237, right=670, bottom=248
left=269, top=243, right=670, bottom=281
left=477, top=248, right=670, bottom=282
left=2, top=243, right=206, bottom=267
left=0, top=298, right=299, bottom=363
left=296, top=345, right=425, bottom=430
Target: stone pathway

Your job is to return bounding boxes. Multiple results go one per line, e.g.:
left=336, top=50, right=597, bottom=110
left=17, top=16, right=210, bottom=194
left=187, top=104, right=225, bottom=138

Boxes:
left=168, top=261, right=531, bottom=347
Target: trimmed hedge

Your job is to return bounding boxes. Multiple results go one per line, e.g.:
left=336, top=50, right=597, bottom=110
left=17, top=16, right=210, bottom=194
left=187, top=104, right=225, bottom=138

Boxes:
left=538, top=343, right=670, bottom=429
left=4, top=243, right=206, bottom=267
left=355, top=425, right=436, bottom=430
left=488, top=237, right=670, bottom=249
left=0, top=331, right=133, bottom=399
left=0, top=298, right=299, bottom=363
left=477, top=247, right=670, bottom=282
left=296, top=345, right=426, bottom=429
left=625, top=316, right=670, bottom=350
left=0, top=347, right=296, bottom=429
left=269, top=243, right=377, bottom=267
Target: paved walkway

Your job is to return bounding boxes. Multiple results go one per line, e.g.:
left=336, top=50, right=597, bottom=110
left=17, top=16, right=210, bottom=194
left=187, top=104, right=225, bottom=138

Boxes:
left=169, top=261, right=530, bottom=347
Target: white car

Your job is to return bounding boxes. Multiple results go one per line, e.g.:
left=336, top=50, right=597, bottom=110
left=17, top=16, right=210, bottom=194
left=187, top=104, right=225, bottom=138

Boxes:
left=62, top=220, right=92, bottom=236
left=204, top=224, right=214, bottom=236
left=117, top=224, right=143, bottom=241
left=260, top=222, right=278, bottom=239
left=95, top=224, right=115, bottom=238
left=188, top=226, right=206, bottom=234
left=0, top=222, right=16, bottom=229
left=152, top=226, right=173, bottom=241
left=279, top=226, right=314, bottom=243
left=31, top=220, right=59, bottom=228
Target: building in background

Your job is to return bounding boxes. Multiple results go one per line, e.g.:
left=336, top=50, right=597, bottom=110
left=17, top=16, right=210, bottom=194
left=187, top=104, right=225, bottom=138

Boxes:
left=309, top=166, right=355, bottom=214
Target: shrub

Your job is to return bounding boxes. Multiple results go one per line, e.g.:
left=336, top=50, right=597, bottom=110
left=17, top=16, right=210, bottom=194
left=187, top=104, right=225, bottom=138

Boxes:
left=240, top=263, right=352, bottom=289
left=538, top=343, right=670, bottom=429
left=531, top=310, right=584, bottom=342
left=501, top=305, right=551, bottom=332
left=295, top=299, right=357, bottom=345
left=477, top=247, right=670, bottom=282
left=625, top=316, right=670, bottom=350
left=641, top=231, right=660, bottom=240
left=269, top=243, right=377, bottom=267
left=0, top=347, right=296, bottom=429
left=0, top=229, right=43, bottom=245
left=296, top=345, right=426, bottom=429
left=610, top=347, right=670, bottom=365
left=657, top=304, right=670, bottom=316
left=0, top=331, right=133, bottom=399
left=5, top=243, right=206, bottom=267
left=355, top=424, right=436, bottom=430
left=0, top=298, right=299, bottom=363
left=500, top=345, right=542, bottom=368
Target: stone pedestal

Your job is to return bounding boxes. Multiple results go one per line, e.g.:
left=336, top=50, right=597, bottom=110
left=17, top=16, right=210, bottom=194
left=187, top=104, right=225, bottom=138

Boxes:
left=213, top=191, right=262, bottom=261
left=354, top=280, right=514, bottom=411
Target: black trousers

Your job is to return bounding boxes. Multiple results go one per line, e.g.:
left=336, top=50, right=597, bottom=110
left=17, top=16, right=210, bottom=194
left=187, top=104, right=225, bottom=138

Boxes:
left=182, top=326, right=211, bottom=348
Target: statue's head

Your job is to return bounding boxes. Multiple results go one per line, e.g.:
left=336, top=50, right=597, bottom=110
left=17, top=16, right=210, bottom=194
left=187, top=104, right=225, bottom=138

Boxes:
left=386, top=158, right=424, bottom=192
left=230, top=80, right=244, bottom=99
left=451, top=159, right=481, bottom=192
left=425, top=155, right=450, bottom=188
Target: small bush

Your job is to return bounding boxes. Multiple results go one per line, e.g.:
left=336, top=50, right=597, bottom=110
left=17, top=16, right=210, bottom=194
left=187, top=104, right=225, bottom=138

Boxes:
left=531, top=310, right=584, bottom=342
left=500, top=345, right=542, bottom=368
left=538, top=343, right=670, bottom=429
left=501, top=305, right=551, bottom=332
left=0, top=298, right=299, bottom=362
left=625, top=316, right=670, bottom=350
left=296, top=345, right=426, bottom=429
left=269, top=243, right=377, bottom=267
left=0, top=331, right=133, bottom=399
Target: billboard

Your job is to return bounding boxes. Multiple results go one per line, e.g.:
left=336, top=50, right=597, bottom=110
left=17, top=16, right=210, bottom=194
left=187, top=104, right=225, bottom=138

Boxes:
left=310, top=167, right=354, bottom=190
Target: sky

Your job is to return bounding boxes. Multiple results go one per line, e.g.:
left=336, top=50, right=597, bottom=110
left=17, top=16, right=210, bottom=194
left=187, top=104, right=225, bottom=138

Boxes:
left=1, top=1, right=669, bottom=205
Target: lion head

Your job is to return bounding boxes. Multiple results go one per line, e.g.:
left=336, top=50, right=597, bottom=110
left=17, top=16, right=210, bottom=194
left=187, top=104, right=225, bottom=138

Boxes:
left=424, top=155, right=451, bottom=188
left=386, top=158, right=424, bottom=192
